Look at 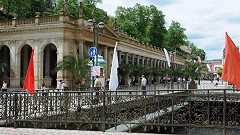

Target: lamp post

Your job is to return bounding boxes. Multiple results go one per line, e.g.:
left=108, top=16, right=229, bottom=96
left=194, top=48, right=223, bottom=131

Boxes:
left=88, top=16, right=105, bottom=131
left=87, top=18, right=104, bottom=88
left=87, top=19, right=104, bottom=66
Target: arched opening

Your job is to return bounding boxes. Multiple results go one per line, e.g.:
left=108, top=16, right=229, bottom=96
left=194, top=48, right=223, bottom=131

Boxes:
left=0, top=45, right=10, bottom=86
left=20, top=45, right=32, bottom=87
left=43, top=43, right=57, bottom=87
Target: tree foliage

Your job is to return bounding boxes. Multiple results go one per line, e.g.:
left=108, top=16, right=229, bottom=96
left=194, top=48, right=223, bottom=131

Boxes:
left=189, top=42, right=206, bottom=61
left=165, top=21, right=187, bottom=51
left=115, top=4, right=166, bottom=45
left=55, top=55, right=89, bottom=84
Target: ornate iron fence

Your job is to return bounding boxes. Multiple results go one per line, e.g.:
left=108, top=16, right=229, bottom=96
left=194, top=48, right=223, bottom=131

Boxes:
left=0, top=87, right=240, bottom=134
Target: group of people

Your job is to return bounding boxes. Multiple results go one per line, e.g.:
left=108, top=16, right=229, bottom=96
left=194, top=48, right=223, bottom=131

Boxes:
left=40, top=80, right=67, bottom=96
left=56, top=80, right=67, bottom=92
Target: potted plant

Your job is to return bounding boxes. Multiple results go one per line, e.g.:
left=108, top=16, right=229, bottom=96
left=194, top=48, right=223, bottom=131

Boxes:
left=183, top=59, right=206, bottom=89
left=55, top=55, right=89, bottom=88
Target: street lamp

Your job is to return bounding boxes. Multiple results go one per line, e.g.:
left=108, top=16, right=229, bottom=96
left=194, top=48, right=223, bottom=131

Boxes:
left=87, top=16, right=105, bottom=95
left=87, top=18, right=105, bottom=129
left=87, top=19, right=105, bottom=67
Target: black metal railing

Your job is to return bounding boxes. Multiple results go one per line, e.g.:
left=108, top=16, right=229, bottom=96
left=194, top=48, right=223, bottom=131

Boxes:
left=0, top=85, right=239, bottom=134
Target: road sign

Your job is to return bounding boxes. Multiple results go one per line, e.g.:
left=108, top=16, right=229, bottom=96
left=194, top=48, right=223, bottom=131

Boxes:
left=88, top=47, right=97, bottom=57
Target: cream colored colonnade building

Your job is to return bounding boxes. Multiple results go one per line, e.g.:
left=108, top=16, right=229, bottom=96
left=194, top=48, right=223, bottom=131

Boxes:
left=0, top=15, right=184, bottom=89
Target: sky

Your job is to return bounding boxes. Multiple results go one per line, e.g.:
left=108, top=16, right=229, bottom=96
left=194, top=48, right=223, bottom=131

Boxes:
left=97, top=0, right=240, bottom=60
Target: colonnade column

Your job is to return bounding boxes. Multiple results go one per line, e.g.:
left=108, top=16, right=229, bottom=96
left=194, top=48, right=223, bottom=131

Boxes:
left=56, top=39, right=64, bottom=82
left=146, top=58, right=149, bottom=66
left=104, top=46, right=108, bottom=78
left=142, top=56, right=145, bottom=66
left=9, top=46, right=19, bottom=87
left=33, top=46, right=41, bottom=88
left=78, top=40, right=84, bottom=58
left=118, top=51, right=122, bottom=65
left=137, top=55, right=140, bottom=65
left=131, top=54, right=135, bottom=65
left=125, top=52, right=129, bottom=64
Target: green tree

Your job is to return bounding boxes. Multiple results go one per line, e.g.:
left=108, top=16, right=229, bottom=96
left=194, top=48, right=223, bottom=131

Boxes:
left=54, top=0, right=106, bottom=19
left=189, top=42, right=206, bottom=61
left=68, top=0, right=79, bottom=18
left=149, top=5, right=167, bottom=48
left=0, top=0, right=31, bottom=18
left=116, top=4, right=166, bottom=44
left=55, top=55, right=89, bottom=86
left=166, top=21, right=187, bottom=51
left=216, top=67, right=222, bottom=77
left=42, top=0, right=55, bottom=16
left=183, top=59, right=207, bottom=89
left=118, top=20, right=138, bottom=36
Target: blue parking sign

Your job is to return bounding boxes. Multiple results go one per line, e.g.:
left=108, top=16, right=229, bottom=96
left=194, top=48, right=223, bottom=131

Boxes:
left=88, top=47, right=97, bottom=57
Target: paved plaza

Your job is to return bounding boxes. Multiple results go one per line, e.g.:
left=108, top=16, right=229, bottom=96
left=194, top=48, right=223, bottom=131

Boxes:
left=0, top=127, right=162, bottom=135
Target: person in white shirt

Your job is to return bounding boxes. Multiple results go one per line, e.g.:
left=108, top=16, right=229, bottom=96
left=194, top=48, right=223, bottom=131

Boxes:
left=61, top=81, right=67, bottom=92
left=141, top=75, right=147, bottom=95
left=94, top=75, right=102, bottom=104
left=56, top=80, right=63, bottom=91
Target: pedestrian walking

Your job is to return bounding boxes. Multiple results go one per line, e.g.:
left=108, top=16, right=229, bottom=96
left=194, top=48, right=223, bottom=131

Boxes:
left=56, top=80, right=63, bottom=92
left=94, top=75, right=102, bottom=104
left=141, top=75, right=147, bottom=95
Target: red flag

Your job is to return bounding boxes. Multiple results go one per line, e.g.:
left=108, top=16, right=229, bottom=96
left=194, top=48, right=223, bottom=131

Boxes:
left=23, top=49, right=35, bottom=95
left=222, top=32, right=240, bottom=89
left=197, top=56, right=202, bottom=63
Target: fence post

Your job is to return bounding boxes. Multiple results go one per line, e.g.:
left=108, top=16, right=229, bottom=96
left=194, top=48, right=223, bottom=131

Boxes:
left=223, top=89, right=226, bottom=135
left=14, top=93, right=18, bottom=128
left=102, top=90, right=106, bottom=132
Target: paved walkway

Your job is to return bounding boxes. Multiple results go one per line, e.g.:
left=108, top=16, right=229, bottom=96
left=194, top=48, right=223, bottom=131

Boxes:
left=0, top=127, right=165, bottom=135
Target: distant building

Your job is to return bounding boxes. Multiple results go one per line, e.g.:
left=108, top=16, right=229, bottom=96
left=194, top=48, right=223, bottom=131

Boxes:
left=205, top=59, right=222, bottom=74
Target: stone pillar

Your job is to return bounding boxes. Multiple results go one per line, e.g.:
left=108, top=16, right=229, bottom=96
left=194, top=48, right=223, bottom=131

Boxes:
left=157, top=60, right=160, bottom=68
left=78, top=40, right=84, bottom=58
left=142, top=56, right=145, bottom=66
left=9, top=46, right=19, bottom=87
left=131, top=54, right=135, bottom=65
left=151, top=59, right=154, bottom=68
left=104, top=46, right=108, bottom=78
left=154, top=59, right=157, bottom=68
left=146, top=58, right=149, bottom=66
left=118, top=51, right=122, bottom=65
left=125, top=52, right=129, bottom=64
left=33, top=46, right=41, bottom=89
left=56, top=39, right=64, bottom=81
left=137, top=55, right=140, bottom=65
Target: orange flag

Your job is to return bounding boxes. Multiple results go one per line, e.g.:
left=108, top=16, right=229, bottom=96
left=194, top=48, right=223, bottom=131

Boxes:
left=23, top=49, right=35, bottom=95
left=222, top=32, right=240, bottom=89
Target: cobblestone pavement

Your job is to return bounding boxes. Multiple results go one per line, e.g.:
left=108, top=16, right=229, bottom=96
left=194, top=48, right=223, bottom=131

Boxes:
left=0, top=127, right=161, bottom=135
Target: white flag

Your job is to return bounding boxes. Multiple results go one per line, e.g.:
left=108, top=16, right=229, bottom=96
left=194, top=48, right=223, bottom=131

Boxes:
left=109, top=42, right=119, bottom=91
left=163, top=48, right=171, bottom=68
left=206, top=64, right=211, bottom=72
